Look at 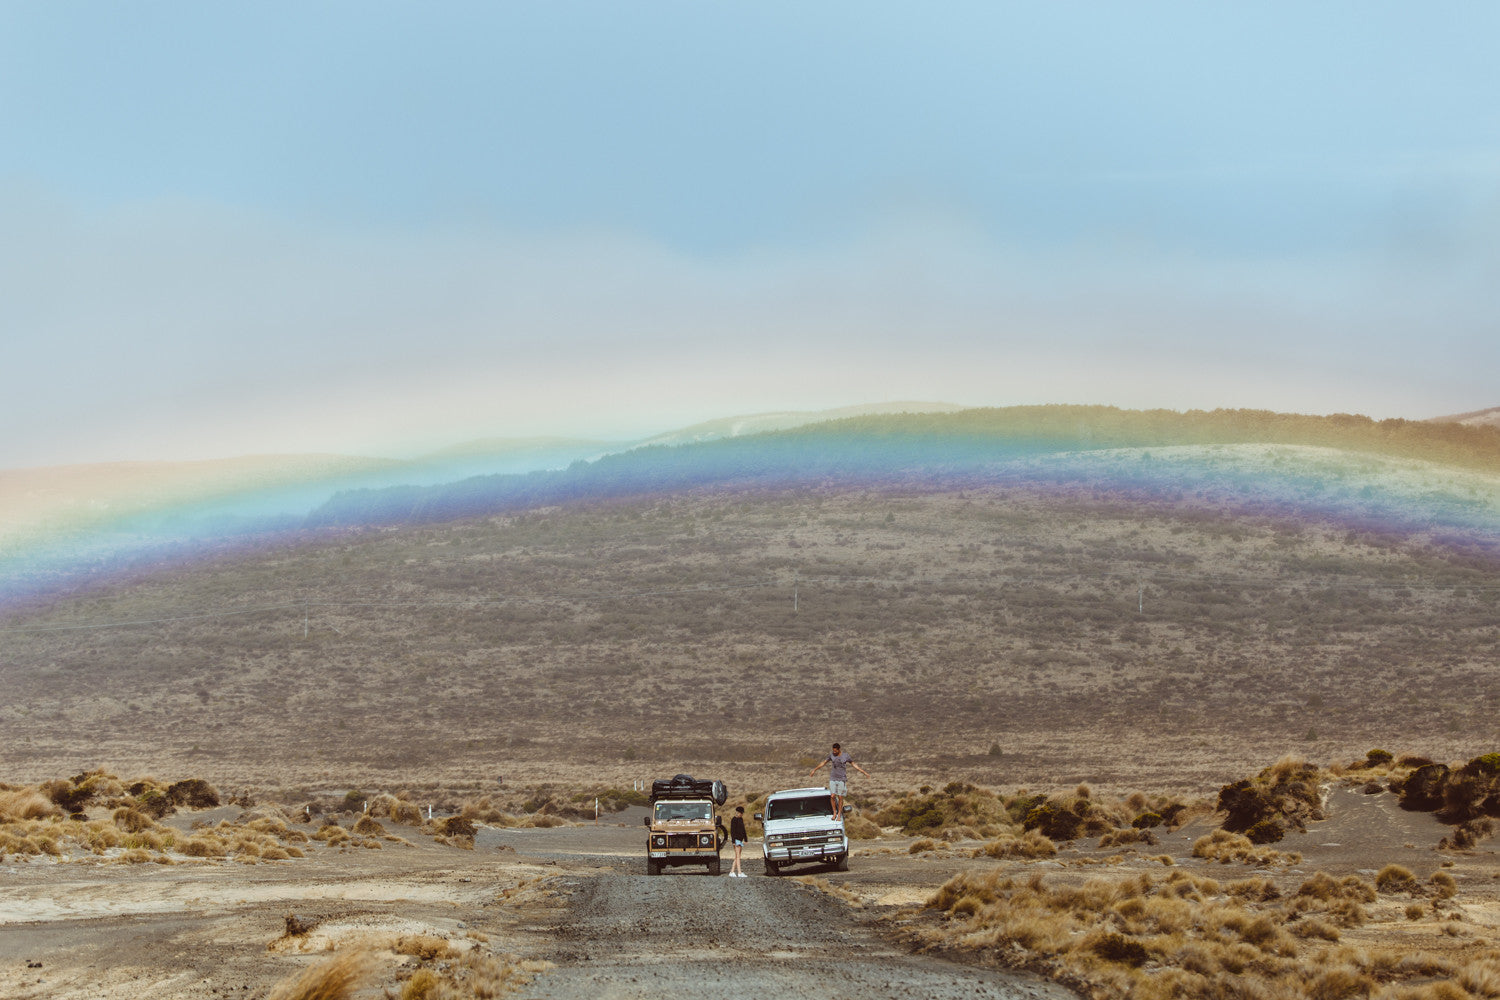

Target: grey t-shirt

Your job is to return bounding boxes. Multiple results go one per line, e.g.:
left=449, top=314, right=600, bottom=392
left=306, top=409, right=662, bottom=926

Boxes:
left=826, top=752, right=853, bottom=781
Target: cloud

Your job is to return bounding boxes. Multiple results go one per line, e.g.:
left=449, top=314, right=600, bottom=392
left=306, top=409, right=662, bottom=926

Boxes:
left=2, top=188, right=1497, bottom=468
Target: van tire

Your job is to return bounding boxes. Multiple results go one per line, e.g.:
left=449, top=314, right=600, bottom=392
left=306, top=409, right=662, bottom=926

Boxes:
left=708, top=857, right=722, bottom=875
left=764, top=860, right=779, bottom=876
left=833, top=853, right=849, bottom=872
left=646, top=859, right=661, bottom=876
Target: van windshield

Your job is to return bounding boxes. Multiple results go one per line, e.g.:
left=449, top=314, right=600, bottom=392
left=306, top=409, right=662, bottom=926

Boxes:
left=655, top=801, right=711, bottom=822
left=766, top=795, right=833, bottom=821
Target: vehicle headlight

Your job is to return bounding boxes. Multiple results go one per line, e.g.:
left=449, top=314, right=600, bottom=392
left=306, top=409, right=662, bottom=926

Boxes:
left=699, top=834, right=713, bottom=847
left=652, top=835, right=666, bottom=848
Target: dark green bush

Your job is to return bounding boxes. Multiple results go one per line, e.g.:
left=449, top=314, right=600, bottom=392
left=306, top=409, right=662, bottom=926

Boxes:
left=1089, top=932, right=1148, bottom=966
left=1246, top=820, right=1284, bottom=844
left=1398, top=763, right=1450, bottom=812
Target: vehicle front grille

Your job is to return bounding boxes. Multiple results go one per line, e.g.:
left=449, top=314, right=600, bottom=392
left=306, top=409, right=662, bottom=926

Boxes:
left=667, top=833, right=699, bottom=850
left=775, top=831, right=843, bottom=851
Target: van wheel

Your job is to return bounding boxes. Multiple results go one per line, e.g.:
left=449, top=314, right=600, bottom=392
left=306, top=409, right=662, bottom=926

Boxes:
left=764, top=860, right=779, bottom=876
left=646, top=859, right=661, bottom=876
left=708, top=857, right=722, bottom=875
left=833, top=853, right=849, bottom=872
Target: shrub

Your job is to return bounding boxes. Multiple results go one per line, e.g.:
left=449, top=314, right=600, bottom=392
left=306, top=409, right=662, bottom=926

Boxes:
left=1376, top=864, right=1417, bottom=893
left=165, top=779, right=219, bottom=809
left=874, top=783, right=1009, bottom=836
left=266, top=949, right=373, bottom=1000
left=352, top=816, right=386, bottom=836
left=1399, top=764, right=1450, bottom=812
left=390, top=801, right=424, bottom=825
left=1131, top=811, right=1162, bottom=829
left=980, top=830, right=1056, bottom=859
left=111, top=807, right=154, bottom=833
left=400, top=969, right=442, bottom=1000
left=1366, top=748, right=1395, bottom=767
left=1087, top=931, right=1148, bottom=966
left=440, top=816, right=477, bottom=838
left=1098, top=828, right=1157, bottom=849
left=1216, top=756, right=1322, bottom=834
left=909, top=838, right=937, bottom=854
left=0, top=789, right=59, bottom=822
left=1246, top=819, right=1284, bottom=844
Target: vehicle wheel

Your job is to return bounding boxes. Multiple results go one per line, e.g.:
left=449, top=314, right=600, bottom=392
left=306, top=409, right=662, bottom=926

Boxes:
left=764, top=860, right=779, bottom=876
left=646, top=859, right=661, bottom=876
left=708, top=857, right=722, bottom=875
left=833, top=853, right=849, bottom=872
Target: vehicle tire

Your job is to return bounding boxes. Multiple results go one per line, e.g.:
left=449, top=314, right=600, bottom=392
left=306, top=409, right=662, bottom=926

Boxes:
left=708, top=857, right=722, bottom=875
left=646, top=859, right=661, bottom=876
left=833, top=853, right=849, bottom=872
left=764, top=860, right=779, bottom=876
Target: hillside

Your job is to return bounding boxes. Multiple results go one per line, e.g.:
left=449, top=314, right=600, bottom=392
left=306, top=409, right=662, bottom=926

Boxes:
left=1430, top=405, right=1500, bottom=430
left=4, top=460, right=1499, bottom=800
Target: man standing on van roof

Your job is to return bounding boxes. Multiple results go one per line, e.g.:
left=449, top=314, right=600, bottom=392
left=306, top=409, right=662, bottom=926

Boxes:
left=808, top=742, right=869, bottom=821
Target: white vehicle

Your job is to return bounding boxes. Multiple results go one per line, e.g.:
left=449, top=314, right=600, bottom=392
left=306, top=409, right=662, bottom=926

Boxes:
left=754, top=786, right=849, bottom=875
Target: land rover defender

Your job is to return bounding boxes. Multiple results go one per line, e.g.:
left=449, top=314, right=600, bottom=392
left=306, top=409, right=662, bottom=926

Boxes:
left=755, top=786, right=849, bottom=875
left=644, top=773, right=729, bottom=875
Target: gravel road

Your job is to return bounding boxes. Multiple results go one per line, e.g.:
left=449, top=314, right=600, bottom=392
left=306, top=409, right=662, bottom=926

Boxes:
left=512, top=870, right=1075, bottom=999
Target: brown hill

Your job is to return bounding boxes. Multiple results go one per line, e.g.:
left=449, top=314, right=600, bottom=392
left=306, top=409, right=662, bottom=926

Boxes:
left=3, top=480, right=1498, bottom=800
left=1427, top=405, right=1500, bottom=429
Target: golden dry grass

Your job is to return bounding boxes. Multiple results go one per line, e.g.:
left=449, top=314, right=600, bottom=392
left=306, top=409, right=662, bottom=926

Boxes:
left=920, top=859, right=1494, bottom=1000
left=0, top=788, right=59, bottom=822
left=265, top=949, right=374, bottom=1000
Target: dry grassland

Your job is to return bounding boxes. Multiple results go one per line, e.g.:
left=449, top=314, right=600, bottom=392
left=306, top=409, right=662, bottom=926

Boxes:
left=3, top=482, right=1497, bottom=802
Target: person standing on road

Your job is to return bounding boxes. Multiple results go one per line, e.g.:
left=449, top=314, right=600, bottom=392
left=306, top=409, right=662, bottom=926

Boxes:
left=809, top=742, right=869, bottom=821
left=729, top=805, right=748, bottom=877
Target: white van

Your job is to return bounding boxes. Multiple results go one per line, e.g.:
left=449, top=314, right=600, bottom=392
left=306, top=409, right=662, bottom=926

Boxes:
left=754, top=786, right=849, bottom=875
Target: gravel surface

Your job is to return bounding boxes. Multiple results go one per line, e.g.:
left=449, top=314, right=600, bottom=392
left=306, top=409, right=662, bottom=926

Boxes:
left=513, top=870, right=1075, bottom=999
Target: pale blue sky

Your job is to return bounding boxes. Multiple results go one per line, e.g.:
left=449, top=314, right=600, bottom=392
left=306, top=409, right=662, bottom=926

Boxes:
left=2, top=3, right=1497, bottom=467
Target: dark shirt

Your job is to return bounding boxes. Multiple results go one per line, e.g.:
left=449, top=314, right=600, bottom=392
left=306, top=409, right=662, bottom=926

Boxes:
left=730, top=816, right=747, bottom=841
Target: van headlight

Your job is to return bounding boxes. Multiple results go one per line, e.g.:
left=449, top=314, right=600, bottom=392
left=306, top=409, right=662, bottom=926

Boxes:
left=652, top=835, right=666, bottom=848
left=699, top=834, right=713, bottom=847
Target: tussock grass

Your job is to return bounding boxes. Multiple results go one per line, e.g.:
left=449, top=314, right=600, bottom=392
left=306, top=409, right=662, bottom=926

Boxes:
left=975, top=829, right=1057, bottom=859
left=0, top=789, right=59, bottom=822
left=266, top=949, right=374, bottom=1000
left=921, top=864, right=1482, bottom=1000
left=1192, top=828, right=1302, bottom=866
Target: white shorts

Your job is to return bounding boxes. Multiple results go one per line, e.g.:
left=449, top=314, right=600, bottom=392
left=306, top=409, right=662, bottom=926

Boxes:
left=829, top=780, right=848, bottom=796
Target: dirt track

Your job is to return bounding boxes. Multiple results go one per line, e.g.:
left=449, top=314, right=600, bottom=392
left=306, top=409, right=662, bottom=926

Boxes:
left=513, top=871, right=1073, bottom=999
left=0, top=808, right=1076, bottom=999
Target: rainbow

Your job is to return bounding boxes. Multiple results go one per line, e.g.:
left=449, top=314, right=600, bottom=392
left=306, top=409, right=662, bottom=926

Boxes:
left=4, top=408, right=1499, bottom=607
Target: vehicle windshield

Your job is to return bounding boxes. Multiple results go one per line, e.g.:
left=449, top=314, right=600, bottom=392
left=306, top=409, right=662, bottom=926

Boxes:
left=655, top=801, right=712, bottom=822
left=766, top=795, right=834, bottom=821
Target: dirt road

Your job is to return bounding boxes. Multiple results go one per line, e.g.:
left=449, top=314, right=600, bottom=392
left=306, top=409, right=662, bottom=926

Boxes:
left=512, top=869, right=1073, bottom=999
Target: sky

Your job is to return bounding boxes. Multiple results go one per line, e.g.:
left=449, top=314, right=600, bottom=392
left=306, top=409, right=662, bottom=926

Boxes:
left=3, top=2, right=1498, bottom=469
